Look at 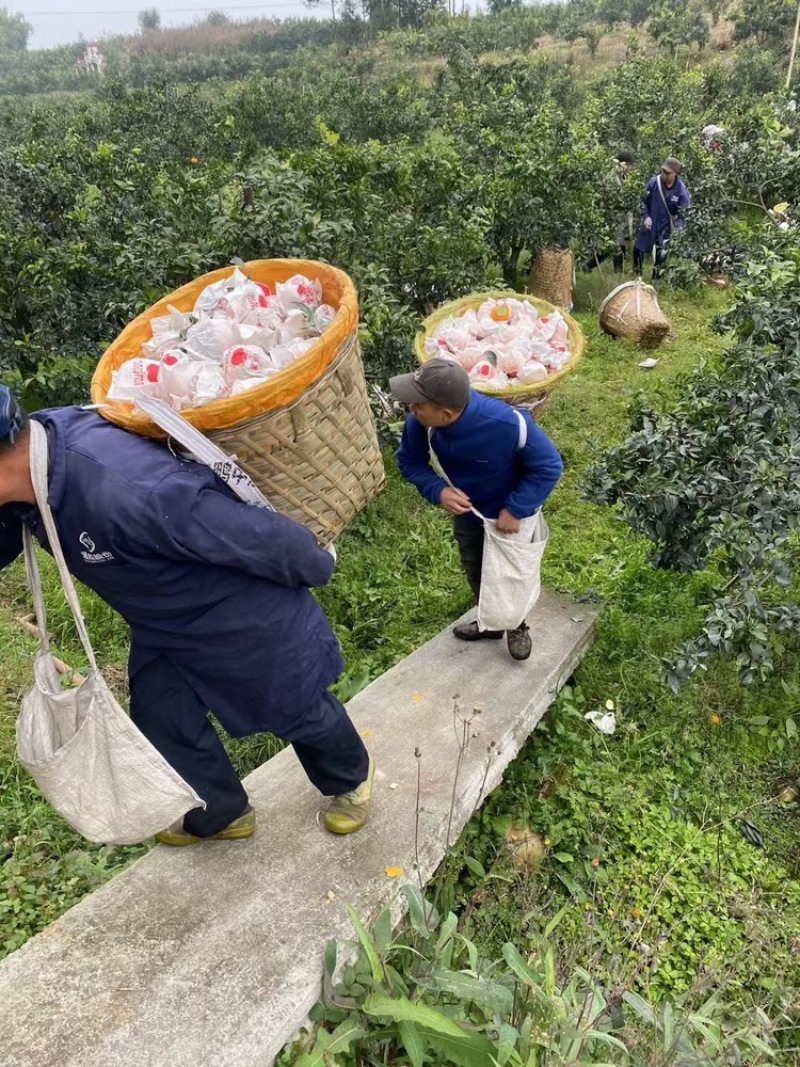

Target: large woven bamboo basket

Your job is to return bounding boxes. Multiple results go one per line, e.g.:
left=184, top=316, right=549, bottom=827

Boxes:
left=527, top=248, right=575, bottom=310
left=599, top=280, right=671, bottom=348
left=91, top=259, right=385, bottom=544
left=414, top=290, right=584, bottom=405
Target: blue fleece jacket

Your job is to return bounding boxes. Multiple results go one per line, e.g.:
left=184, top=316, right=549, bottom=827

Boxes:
left=397, top=391, right=563, bottom=522
left=0, top=407, right=342, bottom=738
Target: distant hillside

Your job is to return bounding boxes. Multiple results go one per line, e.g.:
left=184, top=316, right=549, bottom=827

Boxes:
left=0, top=1, right=791, bottom=99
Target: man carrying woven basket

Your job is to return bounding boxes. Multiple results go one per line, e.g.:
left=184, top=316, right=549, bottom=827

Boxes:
left=390, top=359, right=563, bottom=662
left=0, top=385, right=374, bottom=845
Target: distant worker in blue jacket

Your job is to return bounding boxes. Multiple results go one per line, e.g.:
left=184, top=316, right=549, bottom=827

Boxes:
left=0, top=385, right=373, bottom=845
left=390, top=359, right=563, bottom=662
left=633, top=156, right=691, bottom=280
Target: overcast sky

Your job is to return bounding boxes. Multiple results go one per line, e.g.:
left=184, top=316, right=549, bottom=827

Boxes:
left=14, top=0, right=324, bottom=50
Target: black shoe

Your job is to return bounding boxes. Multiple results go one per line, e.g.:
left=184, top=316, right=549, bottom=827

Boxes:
left=453, top=620, right=504, bottom=642
left=507, top=622, right=532, bottom=661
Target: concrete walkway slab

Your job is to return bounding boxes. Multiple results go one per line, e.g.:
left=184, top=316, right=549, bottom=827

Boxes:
left=0, top=591, right=597, bottom=1067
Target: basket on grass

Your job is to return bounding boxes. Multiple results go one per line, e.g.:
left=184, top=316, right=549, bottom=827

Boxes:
left=527, top=248, right=575, bottom=310
left=91, top=259, right=385, bottom=545
left=599, top=280, right=671, bottom=348
left=414, top=290, right=585, bottom=406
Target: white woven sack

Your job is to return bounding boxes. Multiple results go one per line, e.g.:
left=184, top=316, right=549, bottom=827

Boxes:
left=476, top=511, right=548, bottom=632
left=16, top=420, right=204, bottom=845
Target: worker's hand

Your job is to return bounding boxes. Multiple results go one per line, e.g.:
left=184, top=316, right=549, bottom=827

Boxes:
left=644, top=216, right=653, bottom=231
left=324, top=542, right=337, bottom=564
left=440, top=487, right=472, bottom=516
left=496, top=508, right=521, bottom=534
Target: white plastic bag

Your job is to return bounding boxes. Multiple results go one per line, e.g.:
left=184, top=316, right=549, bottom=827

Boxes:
left=476, top=511, right=549, bottom=631
left=107, top=359, right=164, bottom=401
left=17, top=422, right=204, bottom=845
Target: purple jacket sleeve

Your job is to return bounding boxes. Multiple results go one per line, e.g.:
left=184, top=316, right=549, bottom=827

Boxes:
left=0, top=505, right=22, bottom=569
left=397, top=415, right=448, bottom=506
left=641, top=177, right=656, bottom=218
left=504, top=417, right=563, bottom=519
left=142, top=470, right=335, bottom=589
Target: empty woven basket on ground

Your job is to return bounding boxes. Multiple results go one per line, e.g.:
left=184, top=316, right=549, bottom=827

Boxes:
left=599, top=280, right=671, bottom=348
left=91, top=259, right=385, bottom=545
left=414, top=290, right=585, bottom=406
left=527, top=248, right=574, bottom=309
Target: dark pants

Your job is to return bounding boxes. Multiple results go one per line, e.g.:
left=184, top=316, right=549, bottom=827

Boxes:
left=453, top=515, right=485, bottom=602
left=130, top=656, right=369, bottom=837
left=585, top=242, right=625, bottom=274
left=634, top=239, right=669, bottom=278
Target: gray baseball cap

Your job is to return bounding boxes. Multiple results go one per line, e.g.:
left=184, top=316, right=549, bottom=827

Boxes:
left=389, top=357, right=471, bottom=409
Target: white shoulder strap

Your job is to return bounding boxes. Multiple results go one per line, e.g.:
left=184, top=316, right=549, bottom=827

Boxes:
left=656, top=175, right=676, bottom=232
left=427, top=426, right=455, bottom=490
left=514, top=408, right=527, bottom=450
left=133, top=395, right=275, bottom=511
left=426, top=427, right=485, bottom=522
left=27, top=420, right=98, bottom=672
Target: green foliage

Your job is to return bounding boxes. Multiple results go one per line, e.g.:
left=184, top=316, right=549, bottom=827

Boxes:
left=0, top=7, right=31, bottom=52
left=137, top=8, right=161, bottom=32
left=585, top=22, right=604, bottom=57
left=729, top=44, right=783, bottom=98
left=648, top=0, right=709, bottom=59
left=6, top=45, right=769, bottom=402
left=733, top=0, right=796, bottom=50
left=587, top=241, right=800, bottom=687
left=0, top=788, right=144, bottom=955
left=279, top=889, right=780, bottom=1065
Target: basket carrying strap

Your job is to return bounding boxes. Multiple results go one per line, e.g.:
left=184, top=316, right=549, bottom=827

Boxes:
left=656, top=176, right=676, bottom=234
left=426, top=409, right=527, bottom=522
left=25, top=421, right=98, bottom=671
left=133, top=395, right=275, bottom=511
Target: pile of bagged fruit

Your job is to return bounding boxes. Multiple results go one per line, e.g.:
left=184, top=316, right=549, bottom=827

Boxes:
left=107, top=269, right=336, bottom=410
left=422, top=297, right=573, bottom=390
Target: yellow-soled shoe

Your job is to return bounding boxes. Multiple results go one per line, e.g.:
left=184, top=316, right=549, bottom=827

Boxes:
left=156, top=806, right=256, bottom=847
left=324, top=757, right=375, bottom=835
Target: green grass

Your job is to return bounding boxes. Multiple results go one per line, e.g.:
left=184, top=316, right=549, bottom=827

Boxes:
left=1, top=280, right=798, bottom=1036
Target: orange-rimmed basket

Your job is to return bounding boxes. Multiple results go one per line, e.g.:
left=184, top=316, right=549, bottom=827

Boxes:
left=91, top=259, right=385, bottom=544
left=414, top=290, right=585, bottom=405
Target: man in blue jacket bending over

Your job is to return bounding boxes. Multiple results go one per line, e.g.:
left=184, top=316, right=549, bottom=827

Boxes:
left=0, top=385, right=373, bottom=845
left=390, top=359, right=563, bottom=662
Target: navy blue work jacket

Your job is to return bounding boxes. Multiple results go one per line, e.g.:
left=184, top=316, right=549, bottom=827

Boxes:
left=634, top=175, right=691, bottom=253
left=0, top=408, right=342, bottom=737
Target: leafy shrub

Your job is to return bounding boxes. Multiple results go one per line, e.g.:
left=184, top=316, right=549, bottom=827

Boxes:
left=278, top=886, right=778, bottom=1065
left=587, top=242, right=800, bottom=686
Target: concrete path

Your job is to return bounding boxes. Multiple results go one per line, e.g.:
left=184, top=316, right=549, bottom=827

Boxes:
left=0, top=591, right=597, bottom=1067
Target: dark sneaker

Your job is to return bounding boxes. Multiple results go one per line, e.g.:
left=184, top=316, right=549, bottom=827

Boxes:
left=156, top=805, right=256, bottom=846
left=453, top=620, right=504, bottom=642
left=507, top=622, right=532, bottom=661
